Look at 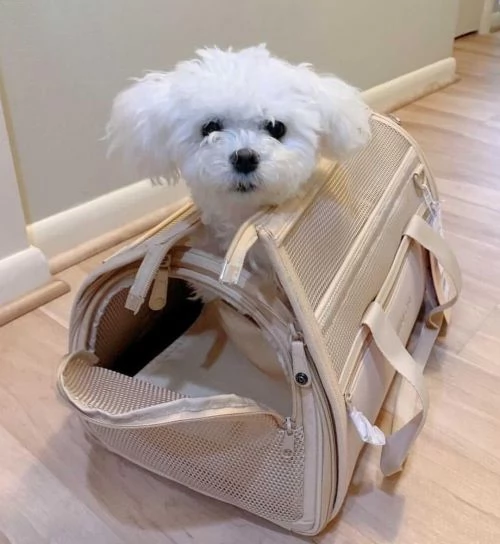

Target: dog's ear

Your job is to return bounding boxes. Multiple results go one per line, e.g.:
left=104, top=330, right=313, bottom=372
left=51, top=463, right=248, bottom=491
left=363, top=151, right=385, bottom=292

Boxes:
left=106, top=72, right=180, bottom=183
left=314, top=74, right=372, bottom=160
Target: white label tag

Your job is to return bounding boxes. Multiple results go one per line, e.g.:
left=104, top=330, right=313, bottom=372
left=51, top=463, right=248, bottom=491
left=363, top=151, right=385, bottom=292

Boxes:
left=348, top=404, right=386, bottom=446
left=430, top=202, right=443, bottom=232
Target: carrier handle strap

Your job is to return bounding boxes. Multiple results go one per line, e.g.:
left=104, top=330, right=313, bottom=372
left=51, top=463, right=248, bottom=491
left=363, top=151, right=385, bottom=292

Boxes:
left=103, top=198, right=197, bottom=263
left=363, top=303, right=436, bottom=476
left=125, top=209, right=202, bottom=314
left=362, top=216, right=461, bottom=476
left=404, top=214, right=462, bottom=329
left=220, top=207, right=273, bottom=284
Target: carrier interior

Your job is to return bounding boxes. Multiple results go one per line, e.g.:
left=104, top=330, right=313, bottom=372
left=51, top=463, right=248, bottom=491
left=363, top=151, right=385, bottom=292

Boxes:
left=92, top=278, right=292, bottom=415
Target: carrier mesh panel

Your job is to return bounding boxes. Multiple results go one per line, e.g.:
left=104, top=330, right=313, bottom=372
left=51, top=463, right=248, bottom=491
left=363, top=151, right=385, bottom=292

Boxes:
left=65, top=311, right=305, bottom=524
left=63, top=355, right=183, bottom=414
left=285, top=121, right=410, bottom=311
left=281, top=120, right=413, bottom=377
left=88, top=417, right=305, bottom=523
left=321, top=184, right=420, bottom=379
left=91, top=288, right=155, bottom=369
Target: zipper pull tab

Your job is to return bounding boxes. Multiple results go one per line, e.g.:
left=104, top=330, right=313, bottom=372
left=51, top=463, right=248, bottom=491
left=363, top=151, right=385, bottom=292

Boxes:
left=149, top=256, right=170, bottom=311
left=346, top=398, right=386, bottom=446
left=422, top=184, right=441, bottom=228
left=413, top=168, right=441, bottom=229
left=281, top=417, right=296, bottom=458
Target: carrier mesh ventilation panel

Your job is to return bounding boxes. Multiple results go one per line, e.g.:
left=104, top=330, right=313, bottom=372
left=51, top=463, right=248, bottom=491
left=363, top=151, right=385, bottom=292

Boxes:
left=88, top=417, right=305, bottom=524
left=281, top=120, right=412, bottom=376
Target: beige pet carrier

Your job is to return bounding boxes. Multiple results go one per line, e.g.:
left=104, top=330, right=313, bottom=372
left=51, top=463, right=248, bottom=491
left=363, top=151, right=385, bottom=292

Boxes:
left=57, top=113, right=461, bottom=536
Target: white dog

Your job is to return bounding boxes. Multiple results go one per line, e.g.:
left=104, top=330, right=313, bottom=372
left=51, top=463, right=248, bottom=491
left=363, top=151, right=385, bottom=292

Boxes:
left=107, top=44, right=371, bottom=267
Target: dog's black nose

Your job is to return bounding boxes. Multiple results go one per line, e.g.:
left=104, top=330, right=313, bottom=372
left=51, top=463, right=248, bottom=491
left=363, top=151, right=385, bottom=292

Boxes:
left=230, top=148, right=259, bottom=174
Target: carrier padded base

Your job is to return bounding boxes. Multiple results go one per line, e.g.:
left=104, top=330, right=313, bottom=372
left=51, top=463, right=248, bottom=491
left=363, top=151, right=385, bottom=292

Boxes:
left=136, top=303, right=292, bottom=416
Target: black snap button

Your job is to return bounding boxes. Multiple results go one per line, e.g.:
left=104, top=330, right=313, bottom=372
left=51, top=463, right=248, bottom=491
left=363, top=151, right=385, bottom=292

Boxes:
left=295, top=372, right=309, bottom=386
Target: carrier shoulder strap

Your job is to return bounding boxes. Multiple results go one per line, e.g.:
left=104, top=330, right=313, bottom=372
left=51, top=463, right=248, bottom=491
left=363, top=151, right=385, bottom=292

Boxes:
left=363, top=214, right=461, bottom=476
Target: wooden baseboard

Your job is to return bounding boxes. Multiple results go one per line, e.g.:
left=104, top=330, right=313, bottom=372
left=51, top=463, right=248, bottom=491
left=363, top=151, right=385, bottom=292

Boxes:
left=0, top=279, right=70, bottom=327
left=49, top=200, right=187, bottom=274
left=28, top=178, right=188, bottom=259
left=362, top=57, right=457, bottom=114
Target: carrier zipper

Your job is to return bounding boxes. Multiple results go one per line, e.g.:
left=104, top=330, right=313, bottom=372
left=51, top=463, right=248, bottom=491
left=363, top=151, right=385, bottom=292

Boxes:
left=175, top=250, right=291, bottom=331
left=290, top=332, right=338, bottom=530
left=281, top=416, right=296, bottom=458
left=71, top=402, right=284, bottom=430
left=288, top=323, right=338, bottom=530
left=172, top=268, right=290, bottom=349
left=377, top=113, right=441, bottom=209
left=306, top=360, right=338, bottom=530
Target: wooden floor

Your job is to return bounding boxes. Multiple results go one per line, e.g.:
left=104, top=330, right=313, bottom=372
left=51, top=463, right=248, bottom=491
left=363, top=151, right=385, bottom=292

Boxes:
left=2, top=32, right=500, bottom=544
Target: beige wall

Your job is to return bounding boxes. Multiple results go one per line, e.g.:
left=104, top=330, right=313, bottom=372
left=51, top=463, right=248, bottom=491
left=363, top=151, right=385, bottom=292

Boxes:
left=0, top=0, right=458, bottom=222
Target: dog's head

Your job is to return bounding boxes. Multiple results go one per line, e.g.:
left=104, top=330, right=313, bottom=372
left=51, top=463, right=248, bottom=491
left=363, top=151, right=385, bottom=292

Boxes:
left=107, top=45, right=371, bottom=208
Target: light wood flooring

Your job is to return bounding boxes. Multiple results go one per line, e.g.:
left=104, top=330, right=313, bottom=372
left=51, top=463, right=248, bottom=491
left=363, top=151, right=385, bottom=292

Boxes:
left=1, top=32, right=500, bottom=544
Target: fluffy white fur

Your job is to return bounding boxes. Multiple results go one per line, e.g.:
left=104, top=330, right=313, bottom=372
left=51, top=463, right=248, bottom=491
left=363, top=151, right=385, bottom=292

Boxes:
left=107, top=44, right=371, bottom=257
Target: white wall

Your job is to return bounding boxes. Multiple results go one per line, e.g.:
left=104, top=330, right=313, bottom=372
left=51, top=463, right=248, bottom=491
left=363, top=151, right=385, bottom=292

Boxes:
left=0, top=0, right=458, bottom=223
left=0, top=91, right=51, bottom=305
left=0, top=91, right=29, bottom=258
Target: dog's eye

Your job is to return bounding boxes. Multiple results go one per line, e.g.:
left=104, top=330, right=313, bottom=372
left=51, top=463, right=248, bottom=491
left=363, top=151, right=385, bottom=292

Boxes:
left=201, top=120, right=223, bottom=137
left=265, top=120, right=286, bottom=140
